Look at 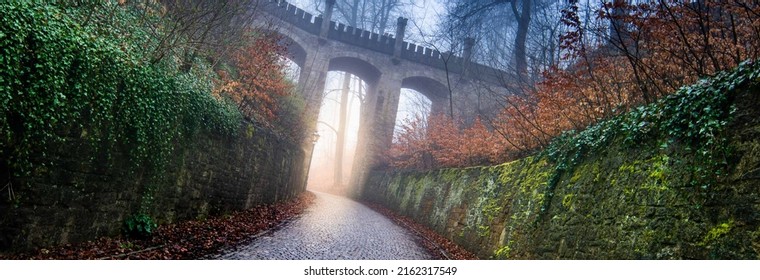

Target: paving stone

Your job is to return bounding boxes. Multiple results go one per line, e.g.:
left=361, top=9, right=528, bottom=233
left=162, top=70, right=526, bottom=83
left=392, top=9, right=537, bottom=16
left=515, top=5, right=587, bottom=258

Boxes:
left=215, top=192, right=434, bottom=260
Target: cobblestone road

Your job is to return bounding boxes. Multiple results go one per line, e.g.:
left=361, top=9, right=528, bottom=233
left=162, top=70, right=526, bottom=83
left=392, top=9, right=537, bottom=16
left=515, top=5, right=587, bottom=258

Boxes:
left=215, top=191, right=434, bottom=260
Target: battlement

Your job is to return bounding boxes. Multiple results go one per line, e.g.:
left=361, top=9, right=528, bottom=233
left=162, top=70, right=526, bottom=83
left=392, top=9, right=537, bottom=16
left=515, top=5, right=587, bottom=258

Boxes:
left=260, top=0, right=321, bottom=34
left=260, top=0, right=506, bottom=82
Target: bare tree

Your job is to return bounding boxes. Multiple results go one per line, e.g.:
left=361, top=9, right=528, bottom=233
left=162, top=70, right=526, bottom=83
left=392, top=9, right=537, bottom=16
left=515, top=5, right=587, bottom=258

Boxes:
left=117, top=0, right=266, bottom=72
left=309, top=0, right=409, bottom=34
left=333, top=72, right=350, bottom=189
left=445, top=0, right=535, bottom=83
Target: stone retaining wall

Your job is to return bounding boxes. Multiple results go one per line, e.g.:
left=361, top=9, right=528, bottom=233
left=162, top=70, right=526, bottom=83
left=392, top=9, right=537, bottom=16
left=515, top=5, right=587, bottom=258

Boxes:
left=362, top=84, right=760, bottom=259
left=0, top=122, right=307, bottom=252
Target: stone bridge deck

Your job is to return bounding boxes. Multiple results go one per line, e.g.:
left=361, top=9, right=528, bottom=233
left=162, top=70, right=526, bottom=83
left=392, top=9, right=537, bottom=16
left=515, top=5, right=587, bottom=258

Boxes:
left=214, top=192, right=434, bottom=260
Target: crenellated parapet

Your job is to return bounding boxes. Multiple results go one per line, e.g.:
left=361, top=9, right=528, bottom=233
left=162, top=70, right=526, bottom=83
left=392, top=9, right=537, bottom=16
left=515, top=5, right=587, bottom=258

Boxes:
left=257, top=0, right=512, bottom=194
left=260, top=0, right=322, bottom=33
left=328, top=22, right=396, bottom=54
left=259, top=0, right=507, bottom=83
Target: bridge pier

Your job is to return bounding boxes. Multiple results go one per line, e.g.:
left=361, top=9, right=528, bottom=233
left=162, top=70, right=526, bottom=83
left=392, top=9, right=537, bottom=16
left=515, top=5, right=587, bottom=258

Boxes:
left=256, top=0, right=511, bottom=194
left=350, top=73, right=403, bottom=196
left=296, top=53, right=329, bottom=108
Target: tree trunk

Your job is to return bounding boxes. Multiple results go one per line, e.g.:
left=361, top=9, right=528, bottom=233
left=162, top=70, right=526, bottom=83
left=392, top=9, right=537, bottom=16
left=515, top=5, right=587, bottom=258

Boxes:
left=334, top=72, right=351, bottom=189
left=512, top=0, right=532, bottom=81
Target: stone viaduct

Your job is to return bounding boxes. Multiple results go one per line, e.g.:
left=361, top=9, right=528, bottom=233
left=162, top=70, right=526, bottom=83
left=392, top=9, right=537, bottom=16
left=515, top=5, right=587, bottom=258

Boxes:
left=255, top=0, right=511, bottom=189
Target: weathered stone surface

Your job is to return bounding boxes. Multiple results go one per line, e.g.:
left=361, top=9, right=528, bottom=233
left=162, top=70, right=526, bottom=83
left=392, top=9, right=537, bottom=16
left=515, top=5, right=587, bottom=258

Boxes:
left=0, top=122, right=307, bottom=252
left=215, top=192, right=433, bottom=260
left=361, top=83, right=760, bottom=260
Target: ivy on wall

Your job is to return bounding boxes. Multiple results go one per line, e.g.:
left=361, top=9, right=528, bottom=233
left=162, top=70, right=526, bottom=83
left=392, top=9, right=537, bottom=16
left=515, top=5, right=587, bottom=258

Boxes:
left=541, top=60, right=760, bottom=213
left=0, top=1, right=250, bottom=238
left=0, top=2, right=241, bottom=193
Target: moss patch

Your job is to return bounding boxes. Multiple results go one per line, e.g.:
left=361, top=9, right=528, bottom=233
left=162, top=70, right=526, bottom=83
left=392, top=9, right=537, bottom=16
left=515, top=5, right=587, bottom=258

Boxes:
left=700, top=220, right=734, bottom=247
left=361, top=62, right=760, bottom=259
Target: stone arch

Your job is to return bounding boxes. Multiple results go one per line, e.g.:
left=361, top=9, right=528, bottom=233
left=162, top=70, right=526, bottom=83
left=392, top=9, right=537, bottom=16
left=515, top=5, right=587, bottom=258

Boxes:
left=327, top=56, right=381, bottom=86
left=277, top=35, right=307, bottom=68
left=401, top=76, right=449, bottom=115
left=259, top=29, right=309, bottom=68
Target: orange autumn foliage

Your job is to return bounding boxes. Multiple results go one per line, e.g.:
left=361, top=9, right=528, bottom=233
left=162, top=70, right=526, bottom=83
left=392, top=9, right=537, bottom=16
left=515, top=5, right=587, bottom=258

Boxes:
left=388, top=1, right=760, bottom=170
left=215, top=31, right=293, bottom=127
left=388, top=115, right=506, bottom=170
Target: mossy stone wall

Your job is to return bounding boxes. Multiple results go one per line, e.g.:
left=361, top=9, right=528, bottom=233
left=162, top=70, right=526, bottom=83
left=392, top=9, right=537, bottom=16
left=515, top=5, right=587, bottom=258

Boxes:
left=362, top=85, right=760, bottom=259
left=0, top=122, right=307, bottom=252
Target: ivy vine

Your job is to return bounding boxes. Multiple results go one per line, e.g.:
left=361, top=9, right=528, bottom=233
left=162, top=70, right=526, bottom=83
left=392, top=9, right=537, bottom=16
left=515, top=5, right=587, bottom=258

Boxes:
left=540, top=60, right=760, bottom=214
left=0, top=2, right=241, bottom=193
